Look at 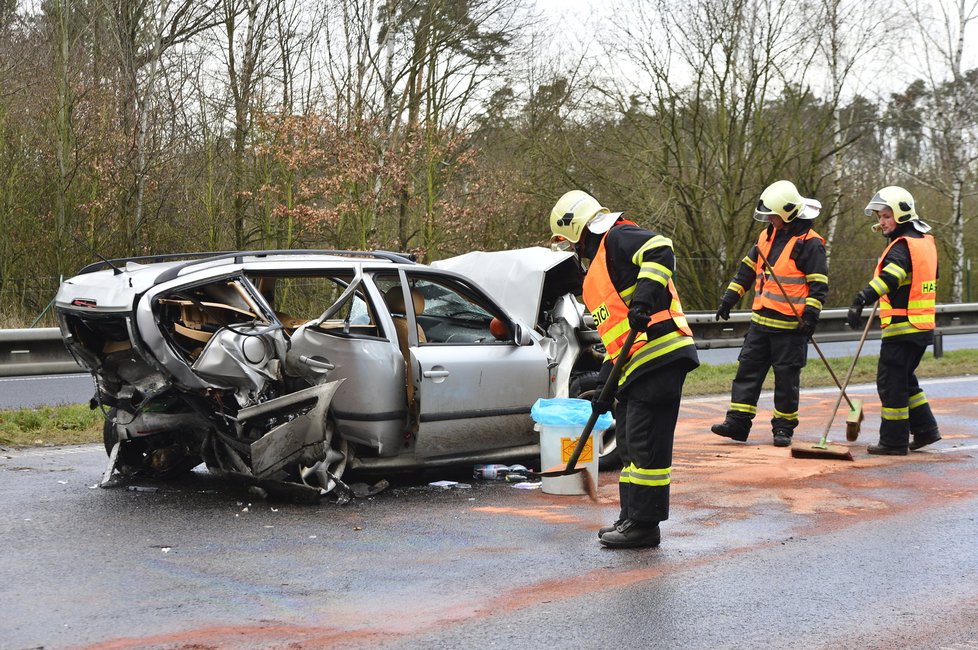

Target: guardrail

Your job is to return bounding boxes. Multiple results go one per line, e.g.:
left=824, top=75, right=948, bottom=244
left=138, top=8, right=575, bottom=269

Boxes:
left=2, top=303, right=977, bottom=377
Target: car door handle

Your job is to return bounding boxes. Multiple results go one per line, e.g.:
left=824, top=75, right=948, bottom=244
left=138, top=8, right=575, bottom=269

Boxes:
left=423, top=369, right=450, bottom=378
left=299, top=355, right=335, bottom=371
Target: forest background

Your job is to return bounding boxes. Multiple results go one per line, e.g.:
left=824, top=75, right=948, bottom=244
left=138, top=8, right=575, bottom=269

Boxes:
left=0, top=0, right=976, bottom=327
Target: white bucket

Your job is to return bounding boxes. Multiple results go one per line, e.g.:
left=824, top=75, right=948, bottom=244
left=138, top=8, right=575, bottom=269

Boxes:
left=537, top=423, right=602, bottom=495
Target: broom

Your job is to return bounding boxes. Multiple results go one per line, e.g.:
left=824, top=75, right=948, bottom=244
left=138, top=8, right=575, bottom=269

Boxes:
left=755, top=248, right=863, bottom=440
left=791, top=302, right=878, bottom=461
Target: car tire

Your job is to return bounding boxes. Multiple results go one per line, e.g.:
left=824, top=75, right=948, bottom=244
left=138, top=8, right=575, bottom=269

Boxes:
left=102, top=409, right=201, bottom=479
left=568, top=372, right=621, bottom=471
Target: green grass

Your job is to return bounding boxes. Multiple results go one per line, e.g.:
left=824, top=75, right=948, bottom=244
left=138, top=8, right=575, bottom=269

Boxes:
left=0, top=404, right=104, bottom=448
left=685, top=348, right=977, bottom=396
left=1, top=348, right=974, bottom=449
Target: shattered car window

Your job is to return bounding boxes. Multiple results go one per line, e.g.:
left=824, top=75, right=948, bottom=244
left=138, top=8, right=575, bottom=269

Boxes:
left=249, top=274, right=380, bottom=338
left=157, top=277, right=270, bottom=361
left=407, top=276, right=499, bottom=344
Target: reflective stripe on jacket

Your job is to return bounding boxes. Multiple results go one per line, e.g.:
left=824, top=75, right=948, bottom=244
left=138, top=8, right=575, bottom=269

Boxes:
left=751, top=228, right=825, bottom=322
left=583, top=231, right=694, bottom=385
left=877, top=235, right=937, bottom=333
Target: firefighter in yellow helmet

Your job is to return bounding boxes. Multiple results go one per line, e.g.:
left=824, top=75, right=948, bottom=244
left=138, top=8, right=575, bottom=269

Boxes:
left=550, top=189, right=700, bottom=549
left=711, top=180, right=829, bottom=448
left=847, top=186, right=940, bottom=454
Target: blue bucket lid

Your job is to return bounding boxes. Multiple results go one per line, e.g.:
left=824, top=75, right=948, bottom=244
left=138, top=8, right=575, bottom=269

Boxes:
left=530, top=397, right=614, bottom=429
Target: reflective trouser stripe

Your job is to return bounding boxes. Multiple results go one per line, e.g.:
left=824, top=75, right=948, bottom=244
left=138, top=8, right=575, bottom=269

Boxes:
left=773, top=409, right=798, bottom=422
left=881, top=406, right=909, bottom=421
left=908, top=391, right=928, bottom=410
left=730, top=402, right=757, bottom=415
left=619, top=463, right=671, bottom=487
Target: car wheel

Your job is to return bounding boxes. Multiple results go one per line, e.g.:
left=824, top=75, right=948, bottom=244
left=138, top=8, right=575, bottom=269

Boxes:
left=299, top=415, right=351, bottom=494
left=102, top=409, right=201, bottom=479
left=568, top=372, right=621, bottom=471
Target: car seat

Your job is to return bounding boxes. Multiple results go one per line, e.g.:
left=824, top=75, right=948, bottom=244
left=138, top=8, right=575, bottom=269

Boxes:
left=383, top=286, right=427, bottom=408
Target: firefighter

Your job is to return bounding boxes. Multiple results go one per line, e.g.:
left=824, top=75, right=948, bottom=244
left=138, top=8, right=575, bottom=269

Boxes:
left=847, top=186, right=940, bottom=455
left=549, top=190, right=699, bottom=549
left=711, top=180, right=828, bottom=447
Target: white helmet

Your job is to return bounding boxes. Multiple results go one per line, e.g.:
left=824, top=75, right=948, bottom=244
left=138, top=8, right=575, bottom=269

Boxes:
left=753, top=180, right=819, bottom=223
left=864, top=185, right=931, bottom=233
left=549, top=190, right=621, bottom=243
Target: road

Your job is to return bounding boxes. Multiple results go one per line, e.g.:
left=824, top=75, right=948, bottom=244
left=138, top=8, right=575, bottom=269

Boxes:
left=3, top=332, right=977, bottom=410
left=2, top=376, right=977, bottom=649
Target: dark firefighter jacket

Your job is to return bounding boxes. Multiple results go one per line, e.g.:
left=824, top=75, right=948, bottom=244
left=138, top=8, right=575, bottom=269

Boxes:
left=723, top=218, right=829, bottom=333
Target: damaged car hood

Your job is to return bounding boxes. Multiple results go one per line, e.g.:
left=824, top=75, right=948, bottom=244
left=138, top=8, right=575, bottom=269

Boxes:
left=432, top=247, right=580, bottom=328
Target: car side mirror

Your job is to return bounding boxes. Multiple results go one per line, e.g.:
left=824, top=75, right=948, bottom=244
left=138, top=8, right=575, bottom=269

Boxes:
left=515, top=324, right=533, bottom=346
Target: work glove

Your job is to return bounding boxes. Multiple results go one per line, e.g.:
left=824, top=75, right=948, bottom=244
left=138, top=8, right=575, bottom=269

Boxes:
left=714, top=290, right=738, bottom=321
left=590, top=360, right=615, bottom=415
left=798, top=307, right=819, bottom=338
left=628, top=302, right=653, bottom=332
left=590, top=388, right=615, bottom=416
left=847, top=293, right=867, bottom=330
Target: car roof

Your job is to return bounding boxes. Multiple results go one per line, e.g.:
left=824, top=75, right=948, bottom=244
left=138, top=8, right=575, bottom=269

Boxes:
left=76, top=250, right=418, bottom=284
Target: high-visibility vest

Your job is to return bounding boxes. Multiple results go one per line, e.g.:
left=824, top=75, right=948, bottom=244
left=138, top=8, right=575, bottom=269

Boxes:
left=582, top=228, right=694, bottom=384
left=751, top=228, right=824, bottom=316
left=877, top=235, right=937, bottom=331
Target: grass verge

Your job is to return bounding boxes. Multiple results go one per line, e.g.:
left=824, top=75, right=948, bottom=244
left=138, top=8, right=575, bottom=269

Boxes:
left=0, top=404, right=104, bottom=449
left=1, top=349, right=974, bottom=449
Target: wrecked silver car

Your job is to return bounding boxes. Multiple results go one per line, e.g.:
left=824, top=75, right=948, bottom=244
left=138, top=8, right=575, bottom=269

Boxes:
left=54, top=248, right=609, bottom=501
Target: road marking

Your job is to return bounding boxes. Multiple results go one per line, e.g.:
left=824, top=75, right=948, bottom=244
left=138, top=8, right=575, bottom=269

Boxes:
left=4, top=445, right=101, bottom=458
left=936, top=444, right=978, bottom=454
left=0, top=373, right=89, bottom=383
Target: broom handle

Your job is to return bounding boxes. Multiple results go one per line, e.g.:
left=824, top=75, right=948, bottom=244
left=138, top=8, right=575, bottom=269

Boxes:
left=755, top=247, right=856, bottom=411
left=563, top=327, right=638, bottom=472
left=819, top=301, right=878, bottom=445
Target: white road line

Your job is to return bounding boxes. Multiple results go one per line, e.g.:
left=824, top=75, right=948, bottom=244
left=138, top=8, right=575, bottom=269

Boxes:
left=0, top=374, right=89, bottom=383
left=3, top=445, right=101, bottom=458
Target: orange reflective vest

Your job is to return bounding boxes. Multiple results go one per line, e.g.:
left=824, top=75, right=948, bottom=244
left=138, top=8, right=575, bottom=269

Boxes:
left=877, top=235, right=937, bottom=331
left=751, top=228, right=825, bottom=317
left=582, top=229, right=694, bottom=384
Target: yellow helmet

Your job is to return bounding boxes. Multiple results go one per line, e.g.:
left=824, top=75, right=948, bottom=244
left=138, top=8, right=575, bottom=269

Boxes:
left=549, top=190, right=611, bottom=244
left=865, top=185, right=930, bottom=233
left=753, top=180, right=816, bottom=223
left=864, top=186, right=917, bottom=222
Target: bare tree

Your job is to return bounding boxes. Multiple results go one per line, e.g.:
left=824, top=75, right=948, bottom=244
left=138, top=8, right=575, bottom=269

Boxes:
left=899, top=0, right=978, bottom=302
left=597, top=0, right=840, bottom=308
left=103, top=0, right=222, bottom=246
left=810, top=0, right=895, bottom=258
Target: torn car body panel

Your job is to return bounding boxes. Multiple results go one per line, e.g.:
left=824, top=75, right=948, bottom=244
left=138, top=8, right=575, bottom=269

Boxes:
left=55, top=248, right=610, bottom=501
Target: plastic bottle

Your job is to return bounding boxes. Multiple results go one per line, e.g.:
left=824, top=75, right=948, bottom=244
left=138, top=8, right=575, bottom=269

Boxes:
left=473, top=464, right=510, bottom=480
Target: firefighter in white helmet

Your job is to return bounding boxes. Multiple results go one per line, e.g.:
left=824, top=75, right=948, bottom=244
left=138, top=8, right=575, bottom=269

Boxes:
left=550, top=189, right=700, bottom=549
left=711, top=180, right=829, bottom=448
left=847, top=186, right=940, bottom=454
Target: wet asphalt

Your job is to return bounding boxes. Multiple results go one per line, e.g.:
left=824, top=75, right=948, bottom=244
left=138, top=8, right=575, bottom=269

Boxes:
left=2, top=377, right=977, bottom=649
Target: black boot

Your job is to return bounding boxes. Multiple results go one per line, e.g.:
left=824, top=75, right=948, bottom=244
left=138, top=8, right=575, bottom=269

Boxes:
left=867, top=442, right=908, bottom=456
left=772, top=428, right=792, bottom=448
left=711, top=421, right=749, bottom=442
left=599, top=519, right=661, bottom=549
left=597, top=519, right=623, bottom=539
left=910, top=428, right=941, bottom=451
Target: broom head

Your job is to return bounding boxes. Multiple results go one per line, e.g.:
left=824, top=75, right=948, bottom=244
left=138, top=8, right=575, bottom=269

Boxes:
left=845, top=398, right=864, bottom=441
left=791, top=442, right=854, bottom=461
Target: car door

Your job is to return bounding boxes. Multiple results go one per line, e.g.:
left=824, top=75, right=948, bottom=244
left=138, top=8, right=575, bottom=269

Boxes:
left=404, top=272, right=551, bottom=459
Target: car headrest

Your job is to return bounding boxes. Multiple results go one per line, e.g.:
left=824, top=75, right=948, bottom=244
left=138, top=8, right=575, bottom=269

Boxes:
left=384, top=287, right=425, bottom=315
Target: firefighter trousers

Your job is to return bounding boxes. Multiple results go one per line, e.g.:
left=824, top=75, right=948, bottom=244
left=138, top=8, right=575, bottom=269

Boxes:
left=614, top=362, right=689, bottom=524
left=724, top=325, right=807, bottom=435
left=877, top=338, right=938, bottom=447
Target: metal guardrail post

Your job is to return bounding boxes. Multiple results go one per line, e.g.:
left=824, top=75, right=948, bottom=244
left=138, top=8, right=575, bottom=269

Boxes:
left=0, top=328, right=82, bottom=377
